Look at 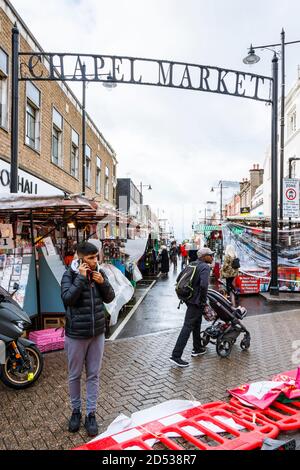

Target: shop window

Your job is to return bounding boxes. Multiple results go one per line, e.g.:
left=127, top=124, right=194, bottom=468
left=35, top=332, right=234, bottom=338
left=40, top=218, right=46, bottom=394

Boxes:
left=25, top=82, right=41, bottom=151
left=0, top=48, right=8, bottom=129
left=85, top=144, right=91, bottom=187
left=96, top=156, right=101, bottom=194
left=52, top=108, right=63, bottom=166
left=70, top=129, right=79, bottom=178
left=105, top=165, right=109, bottom=200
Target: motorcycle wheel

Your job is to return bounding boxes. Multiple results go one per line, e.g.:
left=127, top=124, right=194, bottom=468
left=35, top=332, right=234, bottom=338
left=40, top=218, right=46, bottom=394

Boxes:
left=1, top=345, right=43, bottom=389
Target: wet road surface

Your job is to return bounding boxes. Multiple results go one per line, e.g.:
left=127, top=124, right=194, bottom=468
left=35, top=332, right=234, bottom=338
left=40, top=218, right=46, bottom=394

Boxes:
left=115, top=264, right=300, bottom=339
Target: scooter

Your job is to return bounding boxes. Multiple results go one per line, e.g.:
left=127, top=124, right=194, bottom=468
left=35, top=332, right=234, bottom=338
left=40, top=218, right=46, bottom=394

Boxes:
left=0, top=284, right=43, bottom=389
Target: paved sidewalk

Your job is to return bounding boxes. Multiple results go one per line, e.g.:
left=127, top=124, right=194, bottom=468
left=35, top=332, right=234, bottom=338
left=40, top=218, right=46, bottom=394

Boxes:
left=0, top=309, right=300, bottom=450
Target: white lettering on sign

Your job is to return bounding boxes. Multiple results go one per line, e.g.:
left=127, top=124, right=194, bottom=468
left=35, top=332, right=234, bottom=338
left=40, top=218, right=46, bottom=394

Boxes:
left=0, top=159, right=64, bottom=196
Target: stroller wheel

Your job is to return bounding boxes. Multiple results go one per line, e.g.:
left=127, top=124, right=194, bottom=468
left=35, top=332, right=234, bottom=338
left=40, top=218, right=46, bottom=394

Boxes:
left=200, top=331, right=210, bottom=347
left=240, top=338, right=251, bottom=350
left=216, top=339, right=232, bottom=358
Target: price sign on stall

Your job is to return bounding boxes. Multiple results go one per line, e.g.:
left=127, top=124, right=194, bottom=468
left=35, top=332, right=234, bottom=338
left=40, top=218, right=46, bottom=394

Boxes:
left=283, top=178, right=300, bottom=218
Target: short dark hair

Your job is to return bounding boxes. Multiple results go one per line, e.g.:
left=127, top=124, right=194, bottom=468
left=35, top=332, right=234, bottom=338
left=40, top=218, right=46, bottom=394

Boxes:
left=76, top=241, right=98, bottom=257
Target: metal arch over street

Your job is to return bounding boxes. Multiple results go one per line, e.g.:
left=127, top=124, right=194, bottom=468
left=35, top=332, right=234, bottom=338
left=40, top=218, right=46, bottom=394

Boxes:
left=18, top=52, right=272, bottom=103
left=9, top=25, right=279, bottom=295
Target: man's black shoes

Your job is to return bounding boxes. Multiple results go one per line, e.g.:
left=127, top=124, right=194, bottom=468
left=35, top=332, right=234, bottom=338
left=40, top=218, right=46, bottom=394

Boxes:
left=85, top=412, right=99, bottom=437
left=169, top=357, right=189, bottom=367
left=68, top=408, right=82, bottom=433
left=191, top=347, right=207, bottom=357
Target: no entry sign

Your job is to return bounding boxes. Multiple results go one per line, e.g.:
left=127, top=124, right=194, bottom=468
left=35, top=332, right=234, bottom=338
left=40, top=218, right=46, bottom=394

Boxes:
left=283, top=178, right=299, bottom=218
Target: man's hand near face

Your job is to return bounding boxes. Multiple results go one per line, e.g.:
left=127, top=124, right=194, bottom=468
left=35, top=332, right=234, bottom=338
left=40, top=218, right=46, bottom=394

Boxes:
left=91, top=271, right=104, bottom=285
left=79, top=262, right=91, bottom=278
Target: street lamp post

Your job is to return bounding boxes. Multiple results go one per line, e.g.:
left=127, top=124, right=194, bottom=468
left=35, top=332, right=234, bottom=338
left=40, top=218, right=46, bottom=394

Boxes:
left=211, top=180, right=238, bottom=221
left=243, top=31, right=300, bottom=225
left=244, top=45, right=285, bottom=295
left=139, top=182, right=152, bottom=203
left=10, top=23, right=19, bottom=193
left=270, top=53, right=279, bottom=295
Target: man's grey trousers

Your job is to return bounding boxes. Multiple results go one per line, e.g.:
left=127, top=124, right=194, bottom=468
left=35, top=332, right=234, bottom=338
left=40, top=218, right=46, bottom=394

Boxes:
left=65, top=334, right=105, bottom=415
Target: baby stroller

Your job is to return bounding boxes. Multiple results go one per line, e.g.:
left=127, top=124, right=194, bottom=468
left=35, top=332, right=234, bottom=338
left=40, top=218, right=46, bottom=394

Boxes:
left=200, top=288, right=251, bottom=358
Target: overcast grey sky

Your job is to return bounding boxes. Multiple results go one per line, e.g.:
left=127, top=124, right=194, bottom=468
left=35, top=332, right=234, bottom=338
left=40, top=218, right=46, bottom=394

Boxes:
left=11, top=0, right=300, bottom=240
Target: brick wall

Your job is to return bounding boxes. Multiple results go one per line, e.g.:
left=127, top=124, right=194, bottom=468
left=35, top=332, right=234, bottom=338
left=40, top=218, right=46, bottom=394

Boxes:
left=0, top=2, right=116, bottom=205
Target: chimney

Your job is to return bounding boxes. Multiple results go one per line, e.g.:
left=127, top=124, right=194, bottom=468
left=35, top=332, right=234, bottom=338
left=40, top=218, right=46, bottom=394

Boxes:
left=250, top=164, right=264, bottom=198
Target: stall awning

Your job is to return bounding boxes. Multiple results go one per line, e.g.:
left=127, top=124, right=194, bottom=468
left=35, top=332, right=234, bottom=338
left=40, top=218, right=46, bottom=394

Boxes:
left=0, top=194, right=131, bottom=226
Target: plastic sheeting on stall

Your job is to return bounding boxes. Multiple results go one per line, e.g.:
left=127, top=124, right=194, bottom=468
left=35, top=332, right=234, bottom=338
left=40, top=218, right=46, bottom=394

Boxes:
left=223, top=222, right=300, bottom=269
left=101, top=263, right=134, bottom=326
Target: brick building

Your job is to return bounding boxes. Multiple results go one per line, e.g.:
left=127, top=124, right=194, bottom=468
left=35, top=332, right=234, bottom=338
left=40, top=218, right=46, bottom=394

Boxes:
left=238, top=165, right=264, bottom=215
left=0, top=0, right=117, bottom=205
left=225, top=193, right=241, bottom=217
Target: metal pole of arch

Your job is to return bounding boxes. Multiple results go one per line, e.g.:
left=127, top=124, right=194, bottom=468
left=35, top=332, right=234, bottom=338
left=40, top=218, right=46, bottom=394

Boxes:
left=270, top=53, right=279, bottom=295
left=10, top=24, right=20, bottom=193
left=82, top=63, right=86, bottom=195
left=279, top=29, right=285, bottom=228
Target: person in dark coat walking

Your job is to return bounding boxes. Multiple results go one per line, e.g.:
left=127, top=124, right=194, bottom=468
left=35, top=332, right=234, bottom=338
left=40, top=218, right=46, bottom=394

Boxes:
left=169, top=247, right=214, bottom=367
left=159, top=245, right=170, bottom=278
left=61, top=241, right=115, bottom=436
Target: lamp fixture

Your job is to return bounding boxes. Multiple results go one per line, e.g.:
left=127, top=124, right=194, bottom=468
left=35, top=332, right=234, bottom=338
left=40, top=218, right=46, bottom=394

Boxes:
left=243, top=45, right=261, bottom=65
left=102, top=72, right=117, bottom=90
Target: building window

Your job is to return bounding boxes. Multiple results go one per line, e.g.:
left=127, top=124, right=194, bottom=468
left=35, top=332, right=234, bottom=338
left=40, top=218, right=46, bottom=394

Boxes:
left=25, top=82, right=41, bottom=151
left=0, top=48, right=8, bottom=129
left=70, top=129, right=79, bottom=178
left=85, top=145, right=91, bottom=187
left=52, top=108, right=63, bottom=166
left=291, top=160, right=296, bottom=178
left=288, top=107, right=297, bottom=137
left=96, top=156, right=101, bottom=194
left=105, top=165, right=109, bottom=200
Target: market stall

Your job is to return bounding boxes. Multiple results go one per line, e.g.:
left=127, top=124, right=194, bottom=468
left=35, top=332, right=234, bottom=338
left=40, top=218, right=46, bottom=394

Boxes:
left=223, top=217, right=300, bottom=293
left=0, top=194, right=143, bottom=329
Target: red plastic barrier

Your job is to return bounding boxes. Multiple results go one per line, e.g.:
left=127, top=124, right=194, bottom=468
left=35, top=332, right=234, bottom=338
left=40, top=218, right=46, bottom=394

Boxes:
left=229, top=397, right=300, bottom=431
left=74, top=403, right=279, bottom=451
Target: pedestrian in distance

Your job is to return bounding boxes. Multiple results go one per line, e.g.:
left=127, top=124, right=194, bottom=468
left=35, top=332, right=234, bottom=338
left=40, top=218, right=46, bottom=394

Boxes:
left=159, top=245, right=170, bottom=278
left=61, top=241, right=115, bottom=436
left=180, top=243, right=188, bottom=269
left=169, top=247, right=214, bottom=367
left=220, top=244, right=240, bottom=307
left=169, top=241, right=178, bottom=270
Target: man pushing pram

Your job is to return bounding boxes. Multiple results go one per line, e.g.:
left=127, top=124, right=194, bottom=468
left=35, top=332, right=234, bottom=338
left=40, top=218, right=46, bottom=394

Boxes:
left=170, top=247, right=250, bottom=367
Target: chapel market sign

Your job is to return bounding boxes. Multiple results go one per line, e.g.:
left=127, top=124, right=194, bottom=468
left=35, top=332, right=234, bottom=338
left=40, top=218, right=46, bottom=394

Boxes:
left=9, top=25, right=280, bottom=295
left=19, top=53, right=272, bottom=103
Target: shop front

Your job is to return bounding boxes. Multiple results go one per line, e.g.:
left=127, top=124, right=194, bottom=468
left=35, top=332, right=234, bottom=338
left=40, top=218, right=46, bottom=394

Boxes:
left=0, top=194, right=145, bottom=332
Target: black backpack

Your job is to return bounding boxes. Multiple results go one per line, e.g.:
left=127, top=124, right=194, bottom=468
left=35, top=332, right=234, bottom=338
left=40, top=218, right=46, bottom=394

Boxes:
left=231, top=257, right=240, bottom=269
left=175, top=263, right=198, bottom=303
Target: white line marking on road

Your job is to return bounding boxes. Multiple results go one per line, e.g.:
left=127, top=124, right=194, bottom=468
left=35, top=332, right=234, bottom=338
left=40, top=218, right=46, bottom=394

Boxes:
left=107, top=279, right=157, bottom=341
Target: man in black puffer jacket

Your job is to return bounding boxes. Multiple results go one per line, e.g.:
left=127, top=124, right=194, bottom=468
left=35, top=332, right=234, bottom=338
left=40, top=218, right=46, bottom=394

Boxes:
left=61, top=241, right=115, bottom=437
